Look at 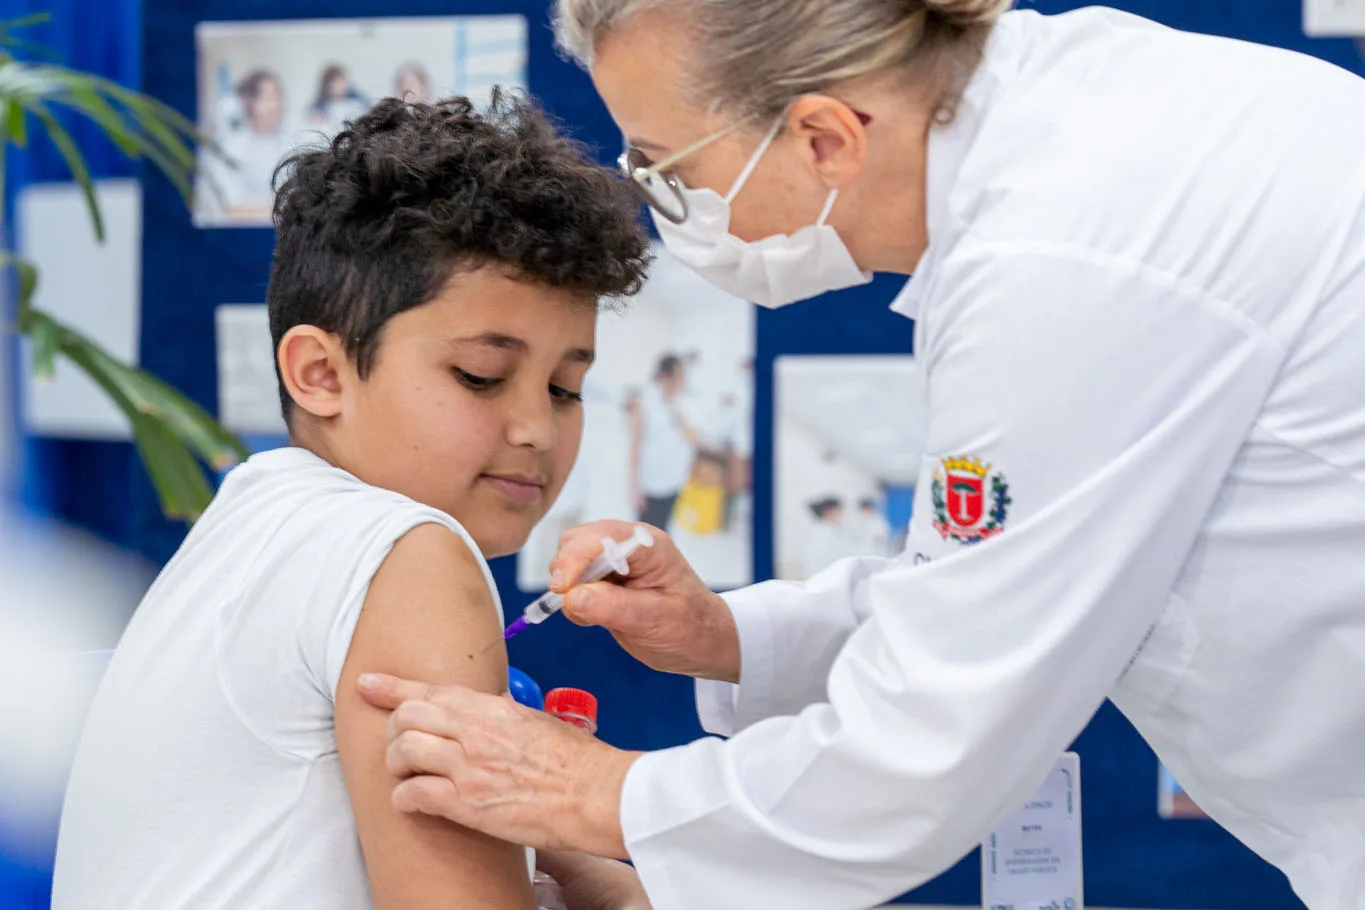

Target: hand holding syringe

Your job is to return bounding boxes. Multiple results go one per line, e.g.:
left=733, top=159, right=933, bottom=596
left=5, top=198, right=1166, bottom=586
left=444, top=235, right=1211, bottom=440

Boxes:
left=504, top=525, right=654, bottom=640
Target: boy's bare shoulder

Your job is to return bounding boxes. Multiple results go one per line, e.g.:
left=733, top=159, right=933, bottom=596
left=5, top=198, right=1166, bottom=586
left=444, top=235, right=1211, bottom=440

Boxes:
left=354, top=521, right=504, bottom=688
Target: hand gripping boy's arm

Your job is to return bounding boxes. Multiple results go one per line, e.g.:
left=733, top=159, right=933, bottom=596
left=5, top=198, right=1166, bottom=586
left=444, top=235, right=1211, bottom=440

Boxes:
left=336, top=524, right=535, bottom=910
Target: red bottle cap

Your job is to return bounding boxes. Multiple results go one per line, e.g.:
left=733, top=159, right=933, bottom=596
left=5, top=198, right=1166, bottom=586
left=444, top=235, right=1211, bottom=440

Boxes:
left=544, top=688, right=598, bottom=726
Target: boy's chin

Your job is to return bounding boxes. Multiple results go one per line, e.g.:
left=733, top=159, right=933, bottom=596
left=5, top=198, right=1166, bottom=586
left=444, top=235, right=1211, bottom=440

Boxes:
left=468, top=520, right=535, bottom=561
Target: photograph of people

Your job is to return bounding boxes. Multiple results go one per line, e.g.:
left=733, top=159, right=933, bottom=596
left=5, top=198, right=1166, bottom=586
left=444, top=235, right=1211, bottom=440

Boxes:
left=629, top=354, right=699, bottom=532
left=204, top=69, right=293, bottom=222
left=517, top=244, right=754, bottom=592
left=854, top=495, right=894, bottom=556
left=194, top=16, right=527, bottom=227
left=306, top=64, right=370, bottom=135
left=774, top=356, right=922, bottom=580
left=393, top=63, right=431, bottom=104
left=800, top=496, right=863, bottom=579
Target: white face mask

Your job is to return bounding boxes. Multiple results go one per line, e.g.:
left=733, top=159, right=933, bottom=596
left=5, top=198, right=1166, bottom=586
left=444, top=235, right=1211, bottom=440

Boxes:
left=651, top=118, right=873, bottom=309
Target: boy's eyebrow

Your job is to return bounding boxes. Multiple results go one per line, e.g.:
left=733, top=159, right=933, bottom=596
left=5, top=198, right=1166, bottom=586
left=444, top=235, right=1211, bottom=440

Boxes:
left=451, top=332, right=528, bottom=352
left=450, top=332, right=595, bottom=364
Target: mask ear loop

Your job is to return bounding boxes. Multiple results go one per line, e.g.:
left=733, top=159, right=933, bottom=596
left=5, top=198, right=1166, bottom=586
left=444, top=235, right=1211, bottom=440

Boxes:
left=723, top=116, right=786, bottom=205
left=816, top=189, right=840, bottom=226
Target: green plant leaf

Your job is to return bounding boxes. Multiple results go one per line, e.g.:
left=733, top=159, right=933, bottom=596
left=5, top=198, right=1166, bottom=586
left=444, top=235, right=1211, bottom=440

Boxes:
left=48, top=68, right=197, bottom=171
left=126, top=370, right=250, bottom=468
left=47, top=327, right=204, bottom=519
left=62, top=83, right=139, bottom=155
left=54, top=320, right=248, bottom=469
left=125, top=99, right=196, bottom=171
left=51, top=322, right=216, bottom=521
left=85, top=74, right=198, bottom=139
left=127, top=412, right=214, bottom=522
left=21, top=99, right=103, bottom=240
left=0, top=58, right=62, bottom=104
left=0, top=13, right=53, bottom=32
left=5, top=97, right=25, bottom=146
left=51, top=82, right=195, bottom=199
left=0, top=252, right=39, bottom=309
left=88, top=77, right=204, bottom=203
left=29, top=310, right=58, bottom=379
left=2, top=42, right=247, bottom=523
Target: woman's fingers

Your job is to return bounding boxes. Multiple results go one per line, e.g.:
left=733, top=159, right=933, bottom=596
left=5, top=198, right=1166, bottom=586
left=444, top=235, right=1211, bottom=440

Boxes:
left=550, top=521, right=665, bottom=591
left=356, top=672, right=432, bottom=710
left=358, top=672, right=636, bottom=856
left=561, top=580, right=655, bottom=632
left=392, top=774, right=463, bottom=818
left=387, top=697, right=463, bottom=745
left=386, top=728, right=461, bottom=780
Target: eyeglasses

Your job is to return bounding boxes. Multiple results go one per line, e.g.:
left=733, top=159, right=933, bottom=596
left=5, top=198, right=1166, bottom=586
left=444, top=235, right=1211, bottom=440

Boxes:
left=618, top=116, right=758, bottom=225
left=619, top=109, right=875, bottom=224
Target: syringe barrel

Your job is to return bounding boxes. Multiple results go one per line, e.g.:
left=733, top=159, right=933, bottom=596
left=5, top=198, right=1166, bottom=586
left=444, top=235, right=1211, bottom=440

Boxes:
left=581, top=526, right=655, bottom=582
left=524, top=592, right=564, bottom=624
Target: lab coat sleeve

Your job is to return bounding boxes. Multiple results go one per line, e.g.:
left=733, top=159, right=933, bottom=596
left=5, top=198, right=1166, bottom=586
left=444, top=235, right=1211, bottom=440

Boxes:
left=695, top=557, right=895, bottom=737
left=622, top=244, right=1286, bottom=910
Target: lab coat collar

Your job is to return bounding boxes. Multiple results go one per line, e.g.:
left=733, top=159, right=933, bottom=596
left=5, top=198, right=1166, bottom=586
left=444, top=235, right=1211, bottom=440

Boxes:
left=890, top=13, right=1025, bottom=320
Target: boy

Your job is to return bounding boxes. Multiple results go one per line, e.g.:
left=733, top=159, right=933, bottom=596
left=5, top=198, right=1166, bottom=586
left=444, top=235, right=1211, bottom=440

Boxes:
left=53, top=93, right=649, bottom=909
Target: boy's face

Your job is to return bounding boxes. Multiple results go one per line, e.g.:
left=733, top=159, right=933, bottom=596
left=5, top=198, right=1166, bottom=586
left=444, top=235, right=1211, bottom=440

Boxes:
left=331, top=269, right=595, bottom=558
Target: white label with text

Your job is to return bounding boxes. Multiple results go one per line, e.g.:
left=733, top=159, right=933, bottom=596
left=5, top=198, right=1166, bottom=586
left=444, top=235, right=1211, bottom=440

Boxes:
left=981, top=752, right=1082, bottom=910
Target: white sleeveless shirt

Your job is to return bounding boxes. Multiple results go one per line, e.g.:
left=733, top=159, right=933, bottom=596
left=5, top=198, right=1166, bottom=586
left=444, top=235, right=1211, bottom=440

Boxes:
left=53, top=447, right=500, bottom=909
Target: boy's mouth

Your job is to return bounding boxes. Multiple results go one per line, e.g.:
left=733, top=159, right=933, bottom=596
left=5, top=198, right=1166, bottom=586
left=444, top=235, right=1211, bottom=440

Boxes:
left=482, top=473, right=546, bottom=504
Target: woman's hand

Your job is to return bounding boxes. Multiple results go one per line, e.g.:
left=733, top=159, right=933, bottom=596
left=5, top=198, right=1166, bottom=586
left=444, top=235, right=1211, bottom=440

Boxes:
left=551, top=521, right=741, bottom=683
left=356, top=674, right=639, bottom=858
left=537, top=851, right=652, bottom=910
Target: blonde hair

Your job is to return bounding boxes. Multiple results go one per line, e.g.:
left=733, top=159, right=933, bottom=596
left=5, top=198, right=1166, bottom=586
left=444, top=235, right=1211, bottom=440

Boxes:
left=554, top=0, right=1011, bottom=122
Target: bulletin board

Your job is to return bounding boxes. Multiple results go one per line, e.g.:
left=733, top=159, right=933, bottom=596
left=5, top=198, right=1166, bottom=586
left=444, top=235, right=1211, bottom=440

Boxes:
left=130, top=0, right=1364, bottom=907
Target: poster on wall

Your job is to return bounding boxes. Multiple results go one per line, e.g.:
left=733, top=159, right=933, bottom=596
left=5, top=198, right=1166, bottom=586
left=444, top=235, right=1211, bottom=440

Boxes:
left=517, top=244, right=755, bottom=592
left=1304, top=0, right=1365, bottom=35
left=774, top=356, right=926, bottom=582
left=215, top=304, right=287, bottom=442
left=194, top=15, right=527, bottom=227
left=18, top=180, right=141, bottom=441
left=1158, top=763, right=1210, bottom=819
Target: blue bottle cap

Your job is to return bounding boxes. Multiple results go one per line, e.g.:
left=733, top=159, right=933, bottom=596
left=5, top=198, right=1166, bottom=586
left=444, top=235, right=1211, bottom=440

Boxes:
left=507, top=666, right=544, bottom=710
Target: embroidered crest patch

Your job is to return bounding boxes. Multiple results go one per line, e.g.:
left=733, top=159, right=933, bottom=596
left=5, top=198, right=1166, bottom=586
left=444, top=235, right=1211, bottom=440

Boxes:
left=931, top=456, right=1011, bottom=545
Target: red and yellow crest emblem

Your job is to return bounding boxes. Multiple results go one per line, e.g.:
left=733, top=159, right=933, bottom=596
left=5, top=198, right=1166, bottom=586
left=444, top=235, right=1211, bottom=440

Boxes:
left=931, top=456, right=1011, bottom=545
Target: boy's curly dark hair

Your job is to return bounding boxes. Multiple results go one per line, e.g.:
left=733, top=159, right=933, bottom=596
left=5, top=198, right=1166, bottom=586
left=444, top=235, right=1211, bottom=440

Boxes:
left=267, top=90, right=652, bottom=417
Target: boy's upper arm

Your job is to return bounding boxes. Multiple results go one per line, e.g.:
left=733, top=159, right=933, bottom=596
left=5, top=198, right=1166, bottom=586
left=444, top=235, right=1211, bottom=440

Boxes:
left=335, top=522, right=534, bottom=910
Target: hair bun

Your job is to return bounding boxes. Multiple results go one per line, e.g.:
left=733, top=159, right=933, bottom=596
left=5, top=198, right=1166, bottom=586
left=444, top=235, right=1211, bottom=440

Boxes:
left=922, top=0, right=1012, bottom=28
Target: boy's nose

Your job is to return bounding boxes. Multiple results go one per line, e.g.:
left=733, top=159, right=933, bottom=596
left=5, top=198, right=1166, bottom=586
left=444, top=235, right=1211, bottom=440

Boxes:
left=505, top=391, right=557, bottom=451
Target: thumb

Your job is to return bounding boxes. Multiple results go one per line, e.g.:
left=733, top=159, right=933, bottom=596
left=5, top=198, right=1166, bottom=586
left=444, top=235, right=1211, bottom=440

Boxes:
left=561, top=581, right=642, bottom=632
left=357, top=672, right=432, bottom=710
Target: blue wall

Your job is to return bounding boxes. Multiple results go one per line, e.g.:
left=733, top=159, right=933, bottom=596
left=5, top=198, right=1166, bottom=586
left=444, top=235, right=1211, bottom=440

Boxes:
left=8, top=0, right=1362, bottom=906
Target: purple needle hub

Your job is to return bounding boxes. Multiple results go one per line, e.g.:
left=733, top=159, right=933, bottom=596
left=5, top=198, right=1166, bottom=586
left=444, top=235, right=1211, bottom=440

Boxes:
left=503, top=616, right=531, bottom=639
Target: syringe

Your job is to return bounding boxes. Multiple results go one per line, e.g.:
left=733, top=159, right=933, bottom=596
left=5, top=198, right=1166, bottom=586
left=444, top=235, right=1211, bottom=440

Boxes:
left=504, top=524, right=654, bottom=639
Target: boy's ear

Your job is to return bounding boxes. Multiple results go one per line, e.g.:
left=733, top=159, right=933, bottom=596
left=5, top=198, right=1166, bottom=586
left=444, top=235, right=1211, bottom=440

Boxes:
left=278, top=326, right=346, bottom=419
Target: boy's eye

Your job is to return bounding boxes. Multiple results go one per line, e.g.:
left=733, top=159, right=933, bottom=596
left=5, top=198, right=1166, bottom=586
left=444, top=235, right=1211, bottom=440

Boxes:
left=454, top=368, right=502, bottom=391
left=550, top=384, right=584, bottom=403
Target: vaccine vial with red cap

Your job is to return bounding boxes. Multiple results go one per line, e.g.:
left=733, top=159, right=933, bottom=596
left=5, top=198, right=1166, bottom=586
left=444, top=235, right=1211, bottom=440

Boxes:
left=534, top=688, right=600, bottom=910
left=543, top=688, right=598, bottom=735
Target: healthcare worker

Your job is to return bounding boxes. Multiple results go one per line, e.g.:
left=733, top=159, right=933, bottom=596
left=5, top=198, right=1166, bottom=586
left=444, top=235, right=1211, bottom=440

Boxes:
left=358, top=2, right=1365, bottom=908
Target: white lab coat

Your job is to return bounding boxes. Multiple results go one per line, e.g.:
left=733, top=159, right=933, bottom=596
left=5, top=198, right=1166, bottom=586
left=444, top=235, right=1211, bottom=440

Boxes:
left=619, top=9, right=1365, bottom=910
